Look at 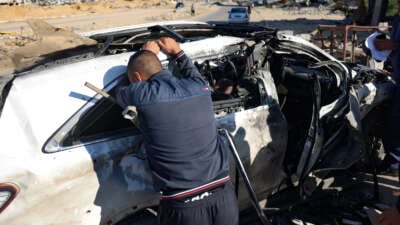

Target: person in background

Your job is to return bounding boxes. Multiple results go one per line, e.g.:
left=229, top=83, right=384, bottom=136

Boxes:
left=375, top=1, right=400, bottom=224
left=247, top=4, right=252, bottom=14
left=213, top=78, right=234, bottom=101
left=191, top=3, right=195, bottom=16
left=115, top=37, right=239, bottom=225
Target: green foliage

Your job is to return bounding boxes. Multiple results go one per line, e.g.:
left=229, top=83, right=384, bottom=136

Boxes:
left=386, top=0, right=399, bottom=16
left=359, top=0, right=398, bottom=18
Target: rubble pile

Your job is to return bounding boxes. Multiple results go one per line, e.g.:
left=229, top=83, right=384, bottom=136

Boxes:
left=36, top=0, right=91, bottom=6
left=0, top=20, right=97, bottom=75
left=0, top=32, right=34, bottom=48
left=0, top=29, right=37, bottom=75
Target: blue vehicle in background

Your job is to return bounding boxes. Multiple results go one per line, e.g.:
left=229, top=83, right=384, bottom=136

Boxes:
left=228, top=7, right=250, bottom=23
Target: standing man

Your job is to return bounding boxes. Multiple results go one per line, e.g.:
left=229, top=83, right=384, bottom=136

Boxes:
left=115, top=37, right=239, bottom=225
left=191, top=3, right=196, bottom=16
left=247, top=4, right=252, bottom=14
left=375, top=0, right=400, bottom=224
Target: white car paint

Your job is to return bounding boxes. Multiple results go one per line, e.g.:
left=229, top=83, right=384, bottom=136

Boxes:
left=0, top=30, right=283, bottom=225
left=0, top=21, right=394, bottom=225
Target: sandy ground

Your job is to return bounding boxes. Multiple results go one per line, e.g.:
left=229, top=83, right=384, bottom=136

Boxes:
left=250, top=6, right=347, bottom=39
left=0, top=2, right=347, bottom=76
left=0, top=0, right=173, bottom=21
left=0, top=1, right=218, bottom=32
left=0, top=1, right=219, bottom=75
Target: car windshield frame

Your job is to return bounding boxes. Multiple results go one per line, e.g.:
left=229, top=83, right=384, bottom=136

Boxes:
left=230, top=7, right=247, bottom=13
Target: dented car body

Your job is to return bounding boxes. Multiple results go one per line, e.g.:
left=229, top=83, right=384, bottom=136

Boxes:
left=0, top=21, right=395, bottom=225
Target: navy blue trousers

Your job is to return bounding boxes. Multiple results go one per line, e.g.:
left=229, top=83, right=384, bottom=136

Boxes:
left=157, top=182, right=239, bottom=225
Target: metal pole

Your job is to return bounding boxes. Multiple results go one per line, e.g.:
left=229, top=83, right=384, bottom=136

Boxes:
left=371, top=0, right=384, bottom=25
left=223, top=129, right=271, bottom=225
left=351, top=30, right=356, bottom=63
left=84, top=82, right=117, bottom=103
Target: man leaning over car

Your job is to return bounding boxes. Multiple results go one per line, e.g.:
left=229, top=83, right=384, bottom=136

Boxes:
left=115, top=37, right=239, bottom=225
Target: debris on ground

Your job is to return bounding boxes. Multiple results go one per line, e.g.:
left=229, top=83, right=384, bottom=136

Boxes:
left=0, top=20, right=96, bottom=75
left=239, top=173, right=398, bottom=225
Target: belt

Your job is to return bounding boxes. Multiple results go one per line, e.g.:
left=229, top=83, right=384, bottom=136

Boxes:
left=161, top=176, right=230, bottom=201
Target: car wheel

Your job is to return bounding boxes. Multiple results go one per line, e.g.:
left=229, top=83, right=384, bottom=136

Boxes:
left=115, top=208, right=157, bottom=225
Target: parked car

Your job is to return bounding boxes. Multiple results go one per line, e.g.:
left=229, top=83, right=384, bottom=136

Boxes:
left=0, top=21, right=395, bottom=225
left=252, top=0, right=264, bottom=6
left=174, top=1, right=184, bottom=9
left=229, top=6, right=250, bottom=23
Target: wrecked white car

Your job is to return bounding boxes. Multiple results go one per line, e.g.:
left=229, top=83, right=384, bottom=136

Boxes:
left=0, top=21, right=395, bottom=225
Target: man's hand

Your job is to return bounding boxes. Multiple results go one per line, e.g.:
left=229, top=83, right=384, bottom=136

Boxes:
left=374, top=39, right=398, bottom=51
left=157, top=37, right=182, bottom=56
left=378, top=207, right=400, bottom=225
left=142, top=41, right=160, bottom=55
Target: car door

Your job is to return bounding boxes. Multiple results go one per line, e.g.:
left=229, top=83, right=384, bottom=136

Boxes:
left=0, top=54, right=161, bottom=225
left=41, top=73, right=162, bottom=225
left=212, top=66, right=288, bottom=208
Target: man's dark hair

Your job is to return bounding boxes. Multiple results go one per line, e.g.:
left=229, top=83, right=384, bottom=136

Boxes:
left=216, top=78, right=234, bottom=92
left=127, top=50, right=162, bottom=78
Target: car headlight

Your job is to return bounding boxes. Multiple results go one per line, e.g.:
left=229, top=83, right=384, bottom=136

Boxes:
left=0, top=183, right=18, bottom=214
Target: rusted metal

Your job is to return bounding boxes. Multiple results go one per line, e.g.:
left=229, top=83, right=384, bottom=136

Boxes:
left=316, top=25, right=391, bottom=62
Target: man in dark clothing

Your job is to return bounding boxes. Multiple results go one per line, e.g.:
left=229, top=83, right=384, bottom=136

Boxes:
left=375, top=1, right=400, bottom=224
left=115, top=37, right=239, bottom=225
left=191, top=3, right=195, bottom=16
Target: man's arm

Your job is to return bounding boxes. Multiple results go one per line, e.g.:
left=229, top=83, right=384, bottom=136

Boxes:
left=174, top=51, right=202, bottom=78
left=157, top=37, right=202, bottom=78
left=115, top=83, right=138, bottom=109
left=377, top=207, right=400, bottom=225
left=374, top=39, right=399, bottom=51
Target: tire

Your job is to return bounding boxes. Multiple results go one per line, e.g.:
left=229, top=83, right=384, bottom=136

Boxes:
left=115, top=208, right=157, bottom=225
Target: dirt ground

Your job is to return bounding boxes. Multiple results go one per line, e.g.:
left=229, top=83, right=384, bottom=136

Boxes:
left=0, top=0, right=173, bottom=21
left=250, top=6, right=347, bottom=39
left=0, top=1, right=347, bottom=76
left=0, top=0, right=218, bottom=31
left=0, top=1, right=219, bottom=75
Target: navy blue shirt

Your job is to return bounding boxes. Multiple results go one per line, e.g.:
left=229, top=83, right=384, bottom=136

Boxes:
left=391, top=16, right=400, bottom=84
left=116, top=53, right=229, bottom=193
left=391, top=16, right=400, bottom=212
